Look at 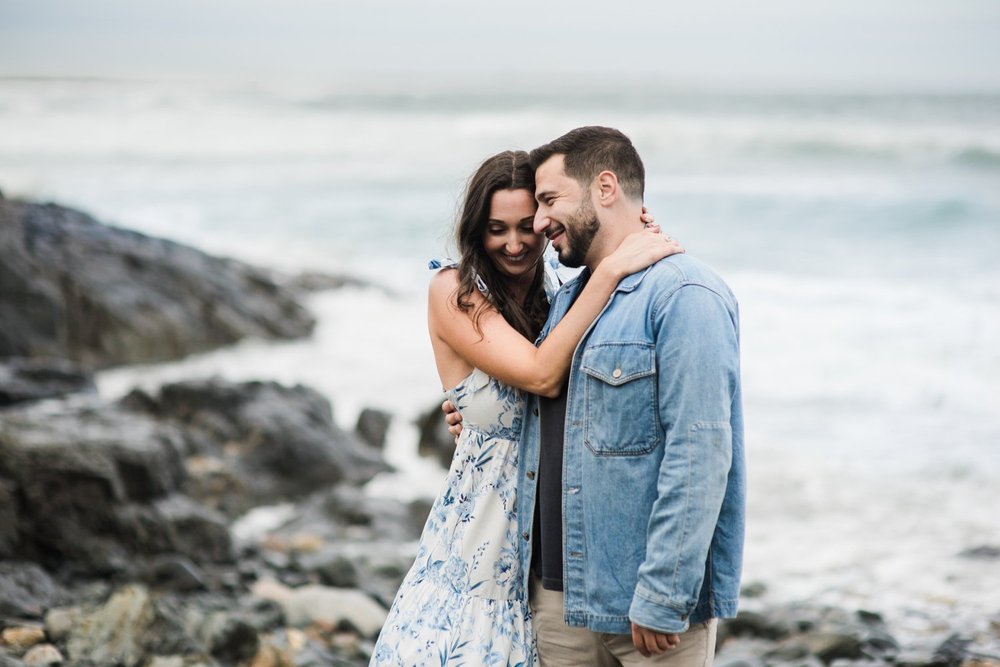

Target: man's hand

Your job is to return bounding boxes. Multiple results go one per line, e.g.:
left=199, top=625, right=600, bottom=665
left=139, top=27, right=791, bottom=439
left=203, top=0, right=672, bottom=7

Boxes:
left=441, top=399, right=463, bottom=440
left=631, top=622, right=680, bottom=657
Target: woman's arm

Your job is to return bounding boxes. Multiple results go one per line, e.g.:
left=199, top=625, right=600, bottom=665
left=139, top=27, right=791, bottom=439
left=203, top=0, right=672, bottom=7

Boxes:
left=429, top=229, right=682, bottom=398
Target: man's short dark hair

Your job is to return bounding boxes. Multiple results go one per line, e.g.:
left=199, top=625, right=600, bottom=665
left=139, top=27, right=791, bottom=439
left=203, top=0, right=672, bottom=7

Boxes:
left=529, top=126, right=645, bottom=201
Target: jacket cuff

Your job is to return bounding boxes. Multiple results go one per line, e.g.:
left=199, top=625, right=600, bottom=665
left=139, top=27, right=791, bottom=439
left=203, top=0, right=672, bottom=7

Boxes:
left=628, top=586, right=692, bottom=634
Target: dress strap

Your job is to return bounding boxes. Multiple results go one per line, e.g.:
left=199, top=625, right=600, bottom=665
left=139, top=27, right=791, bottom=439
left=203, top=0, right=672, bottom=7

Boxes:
left=428, top=258, right=490, bottom=297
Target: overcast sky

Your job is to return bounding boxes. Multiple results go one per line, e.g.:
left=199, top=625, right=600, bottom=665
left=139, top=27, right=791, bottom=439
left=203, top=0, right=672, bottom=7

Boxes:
left=2, top=0, right=998, bottom=92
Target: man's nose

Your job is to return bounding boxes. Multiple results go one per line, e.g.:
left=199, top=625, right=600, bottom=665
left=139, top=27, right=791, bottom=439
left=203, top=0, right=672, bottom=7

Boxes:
left=533, top=210, right=550, bottom=235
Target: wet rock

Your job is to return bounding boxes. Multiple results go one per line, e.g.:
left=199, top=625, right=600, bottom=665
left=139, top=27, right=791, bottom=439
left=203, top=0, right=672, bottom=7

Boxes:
left=0, top=563, right=63, bottom=618
left=284, top=270, right=378, bottom=294
left=415, top=402, right=455, bottom=468
left=355, top=408, right=391, bottom=450
left=957, top=545, right=1000, bottom=560
left=0, top=197, right=315, bottom=369
left=20, top=645, right=62, bottom=666
left=281, top=586, right=387, bottom=638
left=741, top=581, right=768, bottom=598
left=0, top=359, right=95, bottom=406
left=126, top=379, right=389, bottom=514
left=322, top=486, right=422, bottom=542
left=933, top=634, right=973, bottom=667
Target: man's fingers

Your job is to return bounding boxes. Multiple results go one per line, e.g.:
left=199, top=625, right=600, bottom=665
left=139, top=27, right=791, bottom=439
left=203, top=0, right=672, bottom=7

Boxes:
left=667, top=633, right=681, bottom=648
left=631, top=624, right=650, bottom=657
left=448, top=423, right=462, bottom=437
left=652, top=630, right=670, bottom=654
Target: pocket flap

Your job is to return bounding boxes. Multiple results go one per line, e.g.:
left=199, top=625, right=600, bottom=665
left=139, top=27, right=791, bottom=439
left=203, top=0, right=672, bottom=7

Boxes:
left=580, top=343, right=656, bottom=386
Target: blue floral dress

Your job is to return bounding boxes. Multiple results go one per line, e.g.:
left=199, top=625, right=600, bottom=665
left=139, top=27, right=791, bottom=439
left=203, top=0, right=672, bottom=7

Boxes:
left=371, top=366, right=538, bottom=666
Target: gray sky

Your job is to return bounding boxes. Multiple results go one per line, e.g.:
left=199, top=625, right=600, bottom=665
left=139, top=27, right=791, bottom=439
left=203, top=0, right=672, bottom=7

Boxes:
left=2, top=0, right=999, bottom=92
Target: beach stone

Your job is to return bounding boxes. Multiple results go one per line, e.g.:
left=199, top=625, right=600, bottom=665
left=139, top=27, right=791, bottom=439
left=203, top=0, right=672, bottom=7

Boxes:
left=0, top=626, right=45, bottom=651
left=934, top=634, right=973, bottom=667
left=0, top=480, right=18, bottom=558
left=0, top=651, right=24, bottom=667
left=0, top=358, right=95, bottom=406
left=20, top=645, right=62, bottom=666
left=724, top=609, right=793, bottom=640
left=0, top=563, right=63, bottom=618
left=248, top=644, right=294, bottom=667
left=957, top=545, right=1000, bottom=560
left=126, top=379, right=389, bottom=512
left=146, top=658, right=185, bottom=667
left=201, top=612, right=260, bottom=664
left=803, top=633, right=864, bottom=664
left=42, top=607, right=79, bottom=644
left=65, top=584, right=200, bottom=667
left=0, top=197, right=315, bottom=369
left=300, top=551, right=359, bottom=589
left=140, top=555, right=209, bottom=592
left=741, top=581, right=768, bottom=598
left=355, top=408, right=391, bottom=450
left=415, top=402, right=456, bottom=468
left=280, top=585, right=387, bottom=638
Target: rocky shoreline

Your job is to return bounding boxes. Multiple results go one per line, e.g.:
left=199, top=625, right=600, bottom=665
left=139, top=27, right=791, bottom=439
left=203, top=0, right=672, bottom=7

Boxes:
left=1, top=194, right=997, bottom=666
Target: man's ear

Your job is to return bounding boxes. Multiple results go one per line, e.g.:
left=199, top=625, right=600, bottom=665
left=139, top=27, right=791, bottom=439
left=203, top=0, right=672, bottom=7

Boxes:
left=594, top=170, right=619, bottom=208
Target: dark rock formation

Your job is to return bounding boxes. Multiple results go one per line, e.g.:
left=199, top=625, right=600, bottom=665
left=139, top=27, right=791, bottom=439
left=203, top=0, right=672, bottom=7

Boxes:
left=415, top=401, right=455, bottom=468
left=355, top=408, right=391, bottom=450
left=123, top=379, right=390, bottom=516
left=0, top=358, right=95, bottom=406
left=0, top=563, right=65, bottom=619
left=0, top=197, right=315, bottom=369
left=0, top=398, right=231, bottom=575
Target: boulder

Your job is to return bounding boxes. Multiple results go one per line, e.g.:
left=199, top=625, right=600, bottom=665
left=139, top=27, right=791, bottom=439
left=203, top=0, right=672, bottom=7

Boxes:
left=355, top=408, right=391, bottom=450
left=0, top=197, right=314, bottom=369
left=125, top=379, right=389, bottom=514
left=0, top=399, right=234, bottom=574
left=0, top=563, right=64, bottom=619
left=65, top=585, right=201, bottom=667
left=415, top=402, right=455, bottom=468
left=0, top=358, right=94, bottom=406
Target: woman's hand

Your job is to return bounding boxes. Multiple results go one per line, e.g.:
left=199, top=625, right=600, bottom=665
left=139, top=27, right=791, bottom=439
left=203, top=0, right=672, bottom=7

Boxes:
left=602, top=227, right=684, bottom=279
left=640, top=205, right=660, bottom=233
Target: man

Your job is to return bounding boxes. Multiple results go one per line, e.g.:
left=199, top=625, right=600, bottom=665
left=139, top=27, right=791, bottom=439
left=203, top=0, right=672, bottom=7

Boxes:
left=449, top=126, right=744, bottom=667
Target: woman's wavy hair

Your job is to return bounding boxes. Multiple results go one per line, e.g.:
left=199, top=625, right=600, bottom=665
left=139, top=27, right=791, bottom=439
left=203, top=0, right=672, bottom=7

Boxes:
left=454, top=150, right=548, bottom=340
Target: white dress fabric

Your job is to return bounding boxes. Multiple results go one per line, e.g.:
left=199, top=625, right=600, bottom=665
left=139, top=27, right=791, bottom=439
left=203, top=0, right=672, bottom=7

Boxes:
left=371, top=367, right=538, bottom=666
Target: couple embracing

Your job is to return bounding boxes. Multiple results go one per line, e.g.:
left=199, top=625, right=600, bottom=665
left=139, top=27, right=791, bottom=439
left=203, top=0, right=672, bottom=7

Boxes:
left=372, top=126, right=745, bottom=667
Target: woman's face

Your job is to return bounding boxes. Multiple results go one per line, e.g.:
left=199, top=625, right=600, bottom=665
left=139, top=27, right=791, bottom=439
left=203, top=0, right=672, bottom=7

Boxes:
left=482, top=188, right=545, bottom=282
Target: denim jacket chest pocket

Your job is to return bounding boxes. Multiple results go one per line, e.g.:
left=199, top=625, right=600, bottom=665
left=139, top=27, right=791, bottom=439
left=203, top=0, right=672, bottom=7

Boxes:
left=579, top=342, right=660, bottom=456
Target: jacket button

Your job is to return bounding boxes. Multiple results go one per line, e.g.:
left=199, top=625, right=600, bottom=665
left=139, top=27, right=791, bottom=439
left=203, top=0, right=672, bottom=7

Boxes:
left=522, top=531, right=530, bottom=540
left=526, top=470, right=536, bottom=479
left=612, top=367, right=622, bottom=379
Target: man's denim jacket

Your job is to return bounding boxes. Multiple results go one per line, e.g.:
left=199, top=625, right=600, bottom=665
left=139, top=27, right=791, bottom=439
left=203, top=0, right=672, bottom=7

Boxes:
left=516, top=253, right=745, bottom=635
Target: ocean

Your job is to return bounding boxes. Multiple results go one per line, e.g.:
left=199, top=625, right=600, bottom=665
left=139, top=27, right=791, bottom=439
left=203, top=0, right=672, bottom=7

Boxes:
left=2, top=78, right=998, bottom=646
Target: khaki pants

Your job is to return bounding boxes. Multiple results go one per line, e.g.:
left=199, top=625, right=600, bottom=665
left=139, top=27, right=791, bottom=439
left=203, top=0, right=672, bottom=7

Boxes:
left=530, top=574, right=717, bottom=667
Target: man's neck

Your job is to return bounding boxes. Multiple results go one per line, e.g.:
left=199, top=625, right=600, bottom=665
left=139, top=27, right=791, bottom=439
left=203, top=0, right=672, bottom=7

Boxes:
left=584, top=212, right=645, bottom=272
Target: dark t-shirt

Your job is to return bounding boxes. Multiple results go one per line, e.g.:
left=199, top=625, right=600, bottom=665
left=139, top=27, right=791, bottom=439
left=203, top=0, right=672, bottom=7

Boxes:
left=533, top=384, right=568, bottom=591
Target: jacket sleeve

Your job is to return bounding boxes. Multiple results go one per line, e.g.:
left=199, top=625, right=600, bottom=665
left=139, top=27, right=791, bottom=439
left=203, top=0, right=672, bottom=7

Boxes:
left=628, top=283, right=741, bottom=633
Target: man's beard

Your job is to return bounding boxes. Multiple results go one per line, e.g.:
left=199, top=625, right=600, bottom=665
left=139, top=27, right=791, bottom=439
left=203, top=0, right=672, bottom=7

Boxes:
left=557, top=198, right=601, bottom=268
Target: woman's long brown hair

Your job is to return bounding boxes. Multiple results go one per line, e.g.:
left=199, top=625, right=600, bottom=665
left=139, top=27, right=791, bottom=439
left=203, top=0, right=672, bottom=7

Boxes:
left=454, top=151, right=548, bottom=340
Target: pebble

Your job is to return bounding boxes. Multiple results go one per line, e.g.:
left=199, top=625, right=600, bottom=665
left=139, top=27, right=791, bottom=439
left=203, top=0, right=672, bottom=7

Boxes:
left=21, top=645, right=63, bottom=666
left=1, top=626, right=45, bottom=651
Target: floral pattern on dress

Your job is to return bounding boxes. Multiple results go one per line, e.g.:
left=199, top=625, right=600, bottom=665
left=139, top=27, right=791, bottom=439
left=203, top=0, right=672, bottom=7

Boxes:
left=371, top=368, right=538, bottom=667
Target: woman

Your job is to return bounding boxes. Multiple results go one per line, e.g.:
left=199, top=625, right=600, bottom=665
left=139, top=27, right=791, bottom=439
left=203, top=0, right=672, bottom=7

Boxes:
left=371, top=151, right=682, bottom=666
